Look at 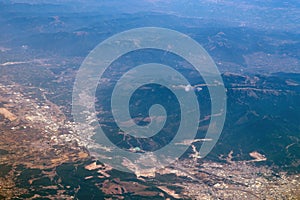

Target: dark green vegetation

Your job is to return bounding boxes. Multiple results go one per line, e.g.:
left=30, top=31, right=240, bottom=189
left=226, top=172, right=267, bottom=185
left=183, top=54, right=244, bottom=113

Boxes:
left=213, top=73, right=300, bottom=173
left=0, top=164, right=11, bottom=177
left=5, top=162, right=171, bottom=199
left=0, top=149, right=8, bottom=156
left=12, top=162, right=106, bottom=199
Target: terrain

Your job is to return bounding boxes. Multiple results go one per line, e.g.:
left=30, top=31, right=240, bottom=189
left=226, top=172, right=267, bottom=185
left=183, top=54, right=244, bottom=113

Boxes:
left=0, top=0, right=299, bottom=199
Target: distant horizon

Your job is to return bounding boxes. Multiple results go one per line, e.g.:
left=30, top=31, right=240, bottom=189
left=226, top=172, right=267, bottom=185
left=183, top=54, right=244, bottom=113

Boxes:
left=1, top=0, right=299, bottom=33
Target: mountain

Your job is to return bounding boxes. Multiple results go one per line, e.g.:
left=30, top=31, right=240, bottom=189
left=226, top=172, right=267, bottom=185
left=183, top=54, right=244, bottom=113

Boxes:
left=0, top=1, right=299, bottom=199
